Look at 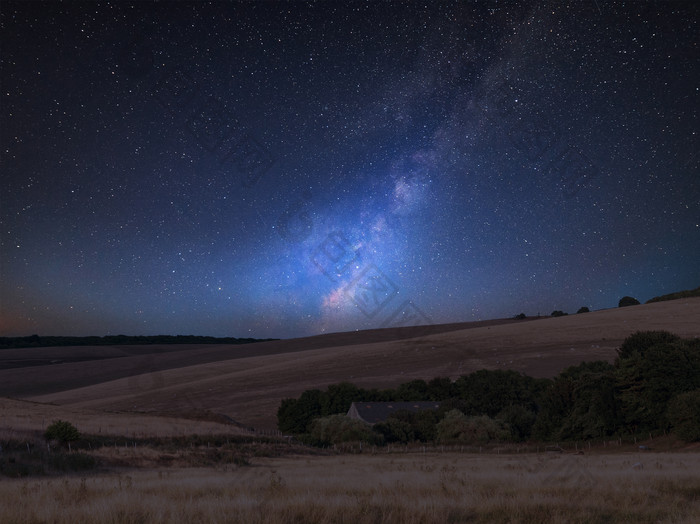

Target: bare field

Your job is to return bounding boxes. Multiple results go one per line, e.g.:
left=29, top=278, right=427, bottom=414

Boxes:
left=1, top=452, right=699, bottom=523
left=4, top=298, right=697, bottom=430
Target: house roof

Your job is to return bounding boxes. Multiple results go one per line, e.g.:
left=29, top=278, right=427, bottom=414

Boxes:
left=347, top=401, right=441, bottom=424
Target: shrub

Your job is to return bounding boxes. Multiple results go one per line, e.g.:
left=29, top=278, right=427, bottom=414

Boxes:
left=576, top=307, right=590, bottom=313
left=667, top=390, right=700, bottom=442
left=514, top=313, right=526, bottom=320
left=388, top=409, right=438, bottom=442
left=618, top=296, right=640, bottom=307
left=44, top=420, right=80, bottom=445
left=308, top=415, right=380, bottom=445
left=436, top=410, right=510, bottom=444
left=373, top=418, right=414, bottom=444
left=48, top=452, right=97, bottom=471
left=551, top=310, right=567, bottom=317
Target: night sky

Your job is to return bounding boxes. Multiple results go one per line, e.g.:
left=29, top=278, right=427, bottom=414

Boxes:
left=1, top=1, right=698, bottom=339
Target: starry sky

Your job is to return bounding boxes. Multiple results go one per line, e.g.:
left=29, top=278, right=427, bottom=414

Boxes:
left=1, top=1, right=698, bottom=339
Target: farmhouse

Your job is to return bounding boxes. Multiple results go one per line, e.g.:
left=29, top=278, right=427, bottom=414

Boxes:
left=347, top=402, right=441, bottom=425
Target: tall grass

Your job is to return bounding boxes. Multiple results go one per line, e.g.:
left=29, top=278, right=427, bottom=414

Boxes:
left=1, top=452, right=698, bottom=523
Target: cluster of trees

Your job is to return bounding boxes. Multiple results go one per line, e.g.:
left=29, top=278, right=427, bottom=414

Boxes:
left=0, top=334, right=276, bottom=349
left=278, top=331, right=700, bottom=446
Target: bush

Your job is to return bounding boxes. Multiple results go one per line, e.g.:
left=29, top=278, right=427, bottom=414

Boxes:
left=373, top=418, right=414, bottom=444
left=667, top=390, right=700, bottom=442
left=551, top=310, right=567, bottom=317
left=388, top=409, right=438, bottom=442
left=308, top=415, right=380, bottom=445
left=618, top=296, right=640, bottom=307
left=48, top=452, right=97, bottom=471
left=44, top=420, right=80, bottom=445
left=436, top=410, right=510, bottom=444
left=576, top=307, right=590, bottom=313
left=514, top=313, right=526, bottom=320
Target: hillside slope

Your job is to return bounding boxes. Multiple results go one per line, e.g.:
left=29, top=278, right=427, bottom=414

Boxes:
left=4, top=298, right=699, bottom=430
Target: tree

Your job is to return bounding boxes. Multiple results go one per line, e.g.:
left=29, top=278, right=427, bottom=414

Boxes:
left=576, top=307, right=590, bottom=314
left=322, top=382, right=362, bottom=415
left=551, top=310, right=567, bottom=317
left=454, top=369, right=546, bottom=417
left=618, top=296, right=640, bottom=307
left=616, top=339, right=700, bottom=431
left=667, top=390, right=700, bottom=442
left=373, top=418, right=414, bottom=444
left=396, top=379, right=429, bottom=401
left=45, top=420, right=80, bottom=446
left=532, top=361, right=621, bottom=441
left=558, top=362, right=622, bottom=439
left=496, top=405, right=536, bottom=441
left=426, top=377, right=455, bottom=400
left=514, top=313, right=527, bottom=320
left=277, top=389, right=325, bottom=433
left=615, top=330, right=680, bottom=361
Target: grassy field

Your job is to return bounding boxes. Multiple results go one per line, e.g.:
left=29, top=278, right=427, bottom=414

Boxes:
left=1, top=451, right=699, bottom=523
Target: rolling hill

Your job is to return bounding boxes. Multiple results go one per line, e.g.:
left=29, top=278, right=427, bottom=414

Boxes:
left=2, top=297, right=699, bottom=431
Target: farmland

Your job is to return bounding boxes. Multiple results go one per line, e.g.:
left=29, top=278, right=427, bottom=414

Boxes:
left=1, top=298, right=699, bottom=522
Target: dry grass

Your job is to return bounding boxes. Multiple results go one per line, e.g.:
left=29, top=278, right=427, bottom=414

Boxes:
left=1, top=452, right=698, bottom=523
left=0, top=398, right=252, bottom=439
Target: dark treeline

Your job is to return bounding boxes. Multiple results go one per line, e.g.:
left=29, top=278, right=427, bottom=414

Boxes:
left=0, top=334, right=277, bottom=349
left=278, top=331, right=700, bottom=446
left=645, top=285, right=700, bottom=304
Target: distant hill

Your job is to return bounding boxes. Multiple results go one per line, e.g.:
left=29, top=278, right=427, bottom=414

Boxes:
left=0, top=334, right=277, bottom=350
left=646, top=286, right=700, bottom=304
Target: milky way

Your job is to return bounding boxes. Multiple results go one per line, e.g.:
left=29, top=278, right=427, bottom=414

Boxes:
left=1, top=2, right=698, bottom=338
